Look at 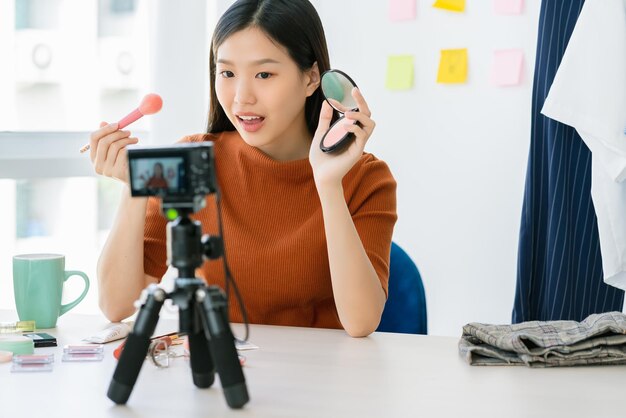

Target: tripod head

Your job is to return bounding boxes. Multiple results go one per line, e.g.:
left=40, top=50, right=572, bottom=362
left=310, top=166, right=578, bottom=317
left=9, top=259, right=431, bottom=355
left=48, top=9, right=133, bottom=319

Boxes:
left=165, top=208, right=223, bottom=280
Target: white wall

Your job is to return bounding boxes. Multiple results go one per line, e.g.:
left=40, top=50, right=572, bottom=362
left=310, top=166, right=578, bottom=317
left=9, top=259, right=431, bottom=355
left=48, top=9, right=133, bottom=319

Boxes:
left=215, top=0, right=542, bottom=336
left=148, top=0, right=211, bottom=145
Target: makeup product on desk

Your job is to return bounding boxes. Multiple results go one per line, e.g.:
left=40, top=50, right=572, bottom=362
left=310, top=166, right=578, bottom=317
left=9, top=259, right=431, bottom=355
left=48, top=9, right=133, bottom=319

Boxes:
left=11, top=354, right=54, bottom=373
left=62, top=344, right=104, bottom=362
left=235, top=339, right=259, bottom=351
left=23, top=332, right=57, bottom=348
left=83, top=321, right=134, bottom=344
left=65, top=344, right=104, bottom=354
left=0, top=336, right=34, bottom=355
left=0, top=320, right=35, bottom=334
left=319, top=69, right=360, bottom=153
left=79, top=93, right=163, bottom=153
left=0, top=350, right=13, bottom=363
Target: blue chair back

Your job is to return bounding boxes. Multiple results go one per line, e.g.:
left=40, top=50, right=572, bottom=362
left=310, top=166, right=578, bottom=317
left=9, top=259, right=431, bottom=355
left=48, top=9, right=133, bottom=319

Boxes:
left=376, top=242, right=427, bottom=334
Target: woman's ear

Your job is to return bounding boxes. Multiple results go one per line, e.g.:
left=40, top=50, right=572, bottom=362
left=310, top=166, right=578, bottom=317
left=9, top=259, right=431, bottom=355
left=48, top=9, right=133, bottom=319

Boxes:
left=305, top=62, right=321, bottom=97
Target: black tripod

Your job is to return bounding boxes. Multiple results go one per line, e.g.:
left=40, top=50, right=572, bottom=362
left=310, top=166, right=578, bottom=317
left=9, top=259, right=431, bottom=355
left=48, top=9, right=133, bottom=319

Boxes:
left=107, top=210, right=249, bottom=409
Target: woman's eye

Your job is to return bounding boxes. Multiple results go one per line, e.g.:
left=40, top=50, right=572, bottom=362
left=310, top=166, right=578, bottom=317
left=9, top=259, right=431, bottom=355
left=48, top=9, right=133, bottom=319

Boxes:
left=219, top=71, right=234, bottom=78
left=256, top=72, right=272, bottom=79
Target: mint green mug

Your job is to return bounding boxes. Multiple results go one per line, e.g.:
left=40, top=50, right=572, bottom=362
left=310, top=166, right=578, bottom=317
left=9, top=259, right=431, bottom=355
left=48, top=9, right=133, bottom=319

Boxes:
left=13, top=254, right=90, bottom=329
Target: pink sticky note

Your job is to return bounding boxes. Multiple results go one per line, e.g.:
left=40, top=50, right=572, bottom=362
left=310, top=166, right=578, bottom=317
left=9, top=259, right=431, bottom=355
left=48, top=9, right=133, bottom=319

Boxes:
left=389, top=0, right=416, bottom=21
left=494, top=0, right=524, bottom=15
left=491, top=49, right=524, bottom=86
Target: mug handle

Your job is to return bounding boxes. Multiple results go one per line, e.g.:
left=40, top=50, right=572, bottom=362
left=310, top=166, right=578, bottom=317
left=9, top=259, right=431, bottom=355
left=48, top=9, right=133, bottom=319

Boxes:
left=60, top=271, right=90, bottom=316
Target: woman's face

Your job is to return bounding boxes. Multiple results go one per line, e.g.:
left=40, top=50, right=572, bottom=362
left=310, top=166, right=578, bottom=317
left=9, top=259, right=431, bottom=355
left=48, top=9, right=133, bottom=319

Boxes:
left=153, top=164, right=163, bottom=177
left=214, top=27, right=319, bottom=160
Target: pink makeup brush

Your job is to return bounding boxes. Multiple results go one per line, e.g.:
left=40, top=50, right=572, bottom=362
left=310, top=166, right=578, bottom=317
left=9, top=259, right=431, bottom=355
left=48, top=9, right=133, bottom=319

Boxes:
left=79, top=93, right=163, bottom=153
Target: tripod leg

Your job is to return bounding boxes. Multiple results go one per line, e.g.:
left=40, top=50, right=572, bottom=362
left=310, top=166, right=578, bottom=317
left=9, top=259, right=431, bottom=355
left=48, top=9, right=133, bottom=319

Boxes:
left=196, top=286, right=249, bottom=409
left=107, top=285, right=165, bottom=404
left=183, top=304, right=216, bottom=388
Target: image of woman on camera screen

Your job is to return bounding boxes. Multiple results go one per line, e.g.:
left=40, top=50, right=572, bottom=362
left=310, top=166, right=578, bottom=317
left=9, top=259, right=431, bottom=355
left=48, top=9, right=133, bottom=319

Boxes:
left=88, top=0, right=396, bottom=338
left=143, top=162, right=169, bottom=190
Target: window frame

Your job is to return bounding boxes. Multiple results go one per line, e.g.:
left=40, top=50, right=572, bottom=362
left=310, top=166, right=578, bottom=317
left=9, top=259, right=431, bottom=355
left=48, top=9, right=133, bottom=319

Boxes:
left=0, top=131, right=148, bottom=179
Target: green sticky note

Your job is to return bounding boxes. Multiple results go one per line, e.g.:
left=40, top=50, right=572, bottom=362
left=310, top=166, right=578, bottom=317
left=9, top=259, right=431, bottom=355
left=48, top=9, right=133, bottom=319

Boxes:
left=386, top=55, right=414, bottom=90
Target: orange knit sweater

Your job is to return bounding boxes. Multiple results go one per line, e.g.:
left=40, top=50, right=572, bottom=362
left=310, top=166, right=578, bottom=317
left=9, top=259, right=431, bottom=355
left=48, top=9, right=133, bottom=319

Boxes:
left=143, top=131, right=397, bottom=329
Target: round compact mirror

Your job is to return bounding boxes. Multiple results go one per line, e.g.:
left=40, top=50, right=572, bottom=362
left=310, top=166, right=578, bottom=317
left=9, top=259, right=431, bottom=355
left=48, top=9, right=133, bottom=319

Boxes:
left=321, top=70, right=358, bottom=113
left=319, top=70, right=359, bottom=153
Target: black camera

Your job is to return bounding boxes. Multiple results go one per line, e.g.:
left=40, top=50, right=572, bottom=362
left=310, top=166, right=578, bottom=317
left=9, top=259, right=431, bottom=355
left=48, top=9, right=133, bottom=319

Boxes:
left=127, top=142, right=217, bottom=213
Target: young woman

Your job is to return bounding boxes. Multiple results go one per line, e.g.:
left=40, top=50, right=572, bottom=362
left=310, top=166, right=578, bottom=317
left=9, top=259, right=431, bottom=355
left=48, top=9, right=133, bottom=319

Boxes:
left=144, top=162, right=168, bottom=190
left=89, top=0, right=396, bottom=337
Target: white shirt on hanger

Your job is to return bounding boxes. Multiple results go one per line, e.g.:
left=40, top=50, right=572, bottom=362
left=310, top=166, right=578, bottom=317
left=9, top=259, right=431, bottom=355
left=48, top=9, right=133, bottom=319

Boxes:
left=541, top=0, right=626, bottom=291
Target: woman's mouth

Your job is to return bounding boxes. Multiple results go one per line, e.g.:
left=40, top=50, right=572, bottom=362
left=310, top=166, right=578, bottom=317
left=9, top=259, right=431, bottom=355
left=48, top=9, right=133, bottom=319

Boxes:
left=237, top=115, right=265, bottom=133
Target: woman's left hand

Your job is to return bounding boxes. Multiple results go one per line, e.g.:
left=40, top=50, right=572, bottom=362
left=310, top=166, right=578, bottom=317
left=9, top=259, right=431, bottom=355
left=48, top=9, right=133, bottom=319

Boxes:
left=309, top=87, right=376, bottom=189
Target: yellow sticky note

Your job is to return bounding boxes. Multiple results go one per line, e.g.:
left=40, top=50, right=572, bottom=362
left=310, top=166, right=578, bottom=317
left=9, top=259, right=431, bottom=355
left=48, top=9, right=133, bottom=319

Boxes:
left=386, top=55, right=414, bottom=90
left=436, top=49, right=468, bottom=84
left=433, top=0, right=465, bottom=12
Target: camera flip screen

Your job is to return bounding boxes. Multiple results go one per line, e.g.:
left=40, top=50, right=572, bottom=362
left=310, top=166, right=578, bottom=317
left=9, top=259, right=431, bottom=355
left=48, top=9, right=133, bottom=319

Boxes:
left=127, top=143, right=216, bottom=212
left=129, top=156, right=186, bottom=196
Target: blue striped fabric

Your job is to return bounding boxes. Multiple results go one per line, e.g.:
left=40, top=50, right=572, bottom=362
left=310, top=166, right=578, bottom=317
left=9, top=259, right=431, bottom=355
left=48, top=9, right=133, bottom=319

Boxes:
left=513, top=0, right=625, bottom=323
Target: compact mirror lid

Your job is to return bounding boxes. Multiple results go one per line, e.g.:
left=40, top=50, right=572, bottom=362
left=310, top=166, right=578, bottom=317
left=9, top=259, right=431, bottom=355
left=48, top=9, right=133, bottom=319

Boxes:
left=321, top=70, right=358, bottom=113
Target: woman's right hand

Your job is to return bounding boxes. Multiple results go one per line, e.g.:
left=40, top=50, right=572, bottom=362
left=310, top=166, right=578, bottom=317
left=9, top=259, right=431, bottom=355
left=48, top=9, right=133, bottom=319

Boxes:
left=89, top=121, right=139, bottom=185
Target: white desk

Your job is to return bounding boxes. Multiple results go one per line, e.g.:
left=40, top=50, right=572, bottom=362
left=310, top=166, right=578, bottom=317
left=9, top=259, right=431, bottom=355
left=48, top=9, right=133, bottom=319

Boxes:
left=0, top=309, right=624, bottom=418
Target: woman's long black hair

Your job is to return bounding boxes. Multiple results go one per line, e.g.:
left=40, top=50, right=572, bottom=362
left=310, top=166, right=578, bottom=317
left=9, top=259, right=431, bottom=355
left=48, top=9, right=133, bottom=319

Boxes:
left=206, top=0, right=331, bottom=136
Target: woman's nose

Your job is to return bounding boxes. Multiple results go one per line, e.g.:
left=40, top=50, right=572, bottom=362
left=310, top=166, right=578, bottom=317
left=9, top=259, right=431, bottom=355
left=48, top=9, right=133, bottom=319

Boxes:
left=234, top=80, right=256, bottom=105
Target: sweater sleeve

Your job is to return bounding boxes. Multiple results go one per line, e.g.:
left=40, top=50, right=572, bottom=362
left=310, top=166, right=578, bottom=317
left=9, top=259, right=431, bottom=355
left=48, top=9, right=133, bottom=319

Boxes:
left=143, top=196, right=169, bottom=279
left=344, top=154, right=398, bottom=298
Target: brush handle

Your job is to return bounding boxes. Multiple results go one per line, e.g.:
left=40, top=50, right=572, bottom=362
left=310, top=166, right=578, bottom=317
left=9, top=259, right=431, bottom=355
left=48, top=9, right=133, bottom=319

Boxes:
left=117, top=108, right=144, bottom=129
